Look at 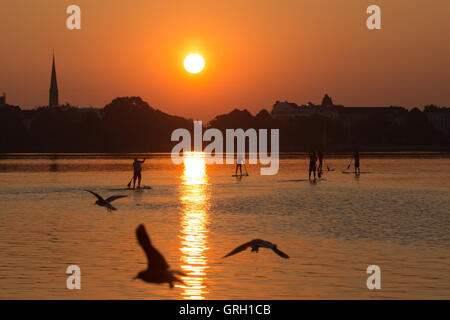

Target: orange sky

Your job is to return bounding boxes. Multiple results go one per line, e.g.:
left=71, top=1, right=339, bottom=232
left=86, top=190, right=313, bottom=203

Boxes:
left=0, top=0, right=449, bottom=120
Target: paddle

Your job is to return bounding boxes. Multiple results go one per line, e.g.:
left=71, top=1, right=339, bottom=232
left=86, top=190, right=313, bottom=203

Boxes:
left=127, top=177, right=133, bottom=188
left=243, top=164, right=249, bottom=176
left=346, top=158, right=353, bottom=169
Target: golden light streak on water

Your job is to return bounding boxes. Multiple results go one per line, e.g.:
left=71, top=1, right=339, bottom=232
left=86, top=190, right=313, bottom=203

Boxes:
left=178, top=152, right=209, bottom=299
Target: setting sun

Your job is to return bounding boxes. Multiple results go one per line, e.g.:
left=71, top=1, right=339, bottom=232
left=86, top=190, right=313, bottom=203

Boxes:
left=184, top=54, right=205, bottom=74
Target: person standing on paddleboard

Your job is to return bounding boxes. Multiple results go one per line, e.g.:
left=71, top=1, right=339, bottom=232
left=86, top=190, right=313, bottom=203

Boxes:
left=235, top=154, right=244, bottom=176
left=308, top=151, right=318, bottom=182
left=132, top=158, right=146, bottom=189
left=318, top=151, right=324, bottom=177
left=353, top=149, right=360, bottom=174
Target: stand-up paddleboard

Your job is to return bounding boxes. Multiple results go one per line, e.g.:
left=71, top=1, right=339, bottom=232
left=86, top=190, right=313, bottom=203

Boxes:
left=341, top=171, right=370, bottom=174
left=128, top=185, right=152, bottom=190
left=281, top=179, right=309, bottom=182
left=110, top=185, right=152, bottom=191
left=232, top=174, right=249, bottom=177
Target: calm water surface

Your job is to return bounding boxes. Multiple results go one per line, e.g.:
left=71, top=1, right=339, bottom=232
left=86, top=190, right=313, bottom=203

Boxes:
left=0, top=154, right=449, bottom=299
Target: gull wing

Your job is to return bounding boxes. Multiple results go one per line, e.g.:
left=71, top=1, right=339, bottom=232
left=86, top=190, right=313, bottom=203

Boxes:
left=271, top=247, right=290, bottom=259
left=85, top=190, right=104, bottom=202
left=106, top=195, right=127, bottom=203
left=136, top=224, right=170, bottom=270
left=171, top=270, right=187, bottom=276
left=104, top=203, right=117, bottom=211
left=223, top=241, right=252, bottom=258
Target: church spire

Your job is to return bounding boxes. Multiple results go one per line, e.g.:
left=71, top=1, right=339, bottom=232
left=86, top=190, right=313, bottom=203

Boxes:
left=49, top=52, right=59, bottom=106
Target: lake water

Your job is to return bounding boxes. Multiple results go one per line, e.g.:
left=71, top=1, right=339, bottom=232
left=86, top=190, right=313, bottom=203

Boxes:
left=0, top=154, right=449, bottom=299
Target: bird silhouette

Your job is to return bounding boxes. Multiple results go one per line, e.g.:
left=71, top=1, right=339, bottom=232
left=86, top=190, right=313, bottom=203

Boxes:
left=85, top=190, right=127, bottom=212
left=224, top=239, right=290, bottom=259
left=134, top=224, right=186, bottom=288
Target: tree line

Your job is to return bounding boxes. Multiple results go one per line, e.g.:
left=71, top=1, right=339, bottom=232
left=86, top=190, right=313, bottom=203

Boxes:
left=0, top=96, right=448, bottom=153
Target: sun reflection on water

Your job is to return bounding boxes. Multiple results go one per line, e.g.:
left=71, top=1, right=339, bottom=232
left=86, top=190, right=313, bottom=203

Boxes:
left=178, top=152, right=209, bottom=299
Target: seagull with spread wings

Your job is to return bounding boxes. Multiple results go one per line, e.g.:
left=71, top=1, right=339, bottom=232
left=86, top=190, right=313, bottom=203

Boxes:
left=85, top=190, right=127, bottom=212
left=134, top=224, right=186, bottom=288
left=223, top=239, right=290, bottom=259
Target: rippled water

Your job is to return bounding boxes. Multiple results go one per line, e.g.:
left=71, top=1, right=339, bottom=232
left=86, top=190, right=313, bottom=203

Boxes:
left=0, top=154, right=449, bottom=299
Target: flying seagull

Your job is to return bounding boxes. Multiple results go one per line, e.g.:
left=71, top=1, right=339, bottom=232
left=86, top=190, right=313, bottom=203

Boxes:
left=223, top=239, right=290, bottom=259
left=134, top=224, right=186, bottom=288
left=85, top=190, right=127, bottom=212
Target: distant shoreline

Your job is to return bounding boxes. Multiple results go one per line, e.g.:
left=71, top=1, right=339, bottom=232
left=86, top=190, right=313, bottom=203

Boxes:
left=1, top=151, right=449, bottom=160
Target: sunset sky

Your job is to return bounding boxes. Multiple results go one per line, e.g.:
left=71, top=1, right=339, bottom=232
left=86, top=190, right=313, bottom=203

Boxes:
left=1, top=0, right=449, bottom=121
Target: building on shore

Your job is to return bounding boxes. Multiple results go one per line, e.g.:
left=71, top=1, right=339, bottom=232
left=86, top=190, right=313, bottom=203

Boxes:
left=338, top=106, right=405, bottom=126
left=270, top=95, right=410, bottom=147
left=0, top=93, right=5, bottom=105
left=424, top=106, right=450, bottom=134
left=271, top=95, right=405, bottom=125
left=270, top=99, right=341, bottom=120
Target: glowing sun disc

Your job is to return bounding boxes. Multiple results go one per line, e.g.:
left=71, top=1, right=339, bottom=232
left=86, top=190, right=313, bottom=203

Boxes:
left=184, top=54, right=205, bottom=74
